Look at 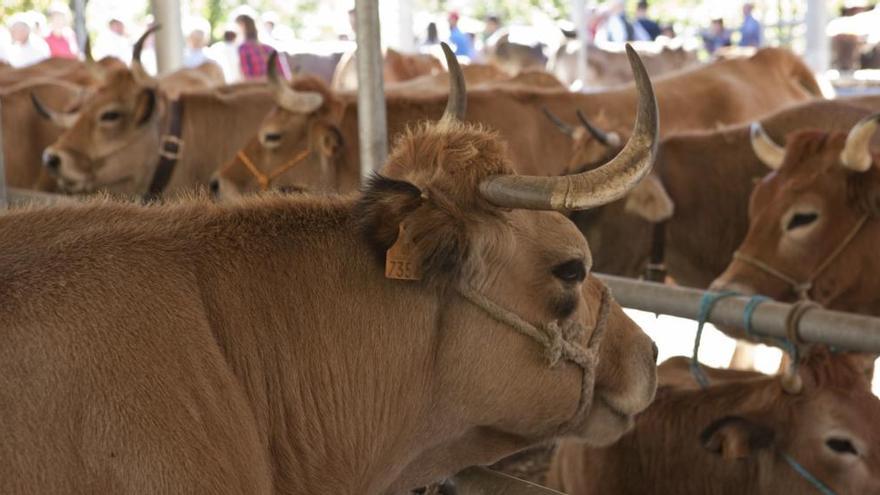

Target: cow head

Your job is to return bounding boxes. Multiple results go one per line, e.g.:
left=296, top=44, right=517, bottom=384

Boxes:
left=211, top=52, right=344, bottom=199
left=711, top=115, right=880, bottom=305
left=695, top=350, right=880, bottom=494
left=34, top=25, right=163, bottom=195
left=544, top=107, right=624, bottom=175
left=362, top=45, right=658, bottom=483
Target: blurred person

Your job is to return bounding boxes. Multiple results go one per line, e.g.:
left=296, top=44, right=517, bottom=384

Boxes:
left=702, top=18, right=731, bottom=54
left=424, top=22, right=439, bottom=45
left=184, top=17, right=211, bottom=68
left=262, top=11, right=295, bottom=49
left=5, top=14, right=50, bottom=67
left=93, top=17, right=132, bottom=63
left=209, top=24, right=242, bottom=82
left=600, top=0, right=635, bottom=43
left=236, top=13, right=289, bottom=80
left=634, top=1, right=661, bottom=41
left=447, top=11, right=475, bottom=59
left=483, top=14, right=501, bottom=43
left=739, top=2, right=763, bottom=47
left=44, top=2, right=79, bottom=59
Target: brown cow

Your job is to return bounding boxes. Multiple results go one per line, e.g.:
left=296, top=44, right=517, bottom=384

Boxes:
left=547, top=351, right=880, bottom=495
left=572, top=99, right=880, bottom=288
left=213, top=46, right=818, bottom=199
left=711, top=113, right=880, bottom=315
left=550, top=40, right=698, bottom=89
left=1, top=79, right=87, bottom=191
left=0, top=56, right=125, bottom=88
left=0, top=44, right=658, bottom=493
left=331, top=47, right=444, bottom=91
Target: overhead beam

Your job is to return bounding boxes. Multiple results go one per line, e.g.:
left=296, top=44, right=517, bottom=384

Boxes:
left=355, top=0, right=388, bottom=181
left=598, top=274, right=880, bottom=353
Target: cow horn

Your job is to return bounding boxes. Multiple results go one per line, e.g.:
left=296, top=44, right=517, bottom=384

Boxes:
left=440, top=42, right=466, bottom=122
left=749, top=122, right=785, bottom=170
left=840, top=113, right=880, bottom=172
left=31, top=93, right=79, bottom=129
left=542, top=107, right=574, bottom=136
left=577, top=109, right=621, bottom=147
left=478, top=45, right=658, bottom=211
left=267, top=51, right=323, bottom=113
left=131, top=24, right=160, bottom=86
left=780, top=364, right=803, bottom=395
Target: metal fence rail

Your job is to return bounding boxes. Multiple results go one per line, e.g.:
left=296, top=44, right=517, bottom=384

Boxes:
left=597, top=274, right=880, bottom=353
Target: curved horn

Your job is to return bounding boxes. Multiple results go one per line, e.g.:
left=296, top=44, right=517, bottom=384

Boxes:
left=478, top=44, right=658, bottom=211
left=439, top=42, right=466, bottom=122
left=780, top=364, right=803, bottom=395
left=750, top=122, right=785, bottom=170
left=31, top=93, right=79, bottom=129
left=840, top=113, right=880, bottom=172
left=131, top=24, right=161, bottom=86
left=577, top=109, right=620, bottom=147
left=267, top=51, right=323, bottom=113
left=542, top=107, right=574, bottom=135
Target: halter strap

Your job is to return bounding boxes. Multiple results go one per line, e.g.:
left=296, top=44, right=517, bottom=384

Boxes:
left=224, top=147, right=312, bottom=192
left=782, top=453, right=838, bottom=495
left=733, top=215, right=869, bottom=302
left=457, top=283, right=610, bottom=431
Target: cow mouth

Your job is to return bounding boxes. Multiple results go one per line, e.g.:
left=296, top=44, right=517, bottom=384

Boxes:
left=57, top=174, right=134, bottom=194
left=581, top=395, right=637, bottom=447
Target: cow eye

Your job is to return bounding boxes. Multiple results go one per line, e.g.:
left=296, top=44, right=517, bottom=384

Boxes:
left=100, top=111, right=122, bottom=122
left=826, top=437, right=859, bottom=456
left=552, top=259, right=586, bottom=283
left=786, top=212, right=818, bottom=231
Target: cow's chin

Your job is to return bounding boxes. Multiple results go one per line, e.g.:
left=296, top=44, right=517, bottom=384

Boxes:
left=577, top=396, right=637, bottom=447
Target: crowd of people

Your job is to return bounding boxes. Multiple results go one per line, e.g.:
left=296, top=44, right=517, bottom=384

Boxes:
left=0, top=4, right=290, bottom=83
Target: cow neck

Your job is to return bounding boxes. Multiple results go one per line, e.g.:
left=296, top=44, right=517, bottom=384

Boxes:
left=143, top=97, right=185, bottom=202
left=732, top=214, right=870, bottom=305
left=456, top=281, right=610, bottom=433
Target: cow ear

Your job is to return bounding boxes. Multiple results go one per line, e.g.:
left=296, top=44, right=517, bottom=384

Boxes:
left=624, top=174, right=674, bottom=222
left=357, top=174, right=423, bottom=252
left=700, top=416, right=775, bottom=461
left=134, top=88, right=157, bottom=126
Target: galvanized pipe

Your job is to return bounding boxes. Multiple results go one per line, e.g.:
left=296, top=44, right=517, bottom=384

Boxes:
left=150, top=0, right=184, bottom=75
left=355, top=0, right=388, bottom=182
left=72, top=0, right=88, bottom=60
left=450, top=467, right=564, bottom=494
left=597, top=274, right=880, bottom=353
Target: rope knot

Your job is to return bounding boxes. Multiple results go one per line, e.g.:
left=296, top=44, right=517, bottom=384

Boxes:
left=543, top=321, right=565, bottom=368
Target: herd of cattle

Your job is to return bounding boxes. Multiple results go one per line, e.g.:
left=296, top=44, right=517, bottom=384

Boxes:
left=2, top=23, right=880, bottom=494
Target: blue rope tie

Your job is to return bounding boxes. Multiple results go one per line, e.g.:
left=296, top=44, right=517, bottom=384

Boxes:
left=742, top=295, right=769, bottom=338
left=690, top=291, right=738, bottom=389
left=782, top=453, right=838, bottom=495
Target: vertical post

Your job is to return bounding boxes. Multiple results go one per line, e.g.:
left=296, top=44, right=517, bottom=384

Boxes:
left=396, top=0, right=415, bottom=52
left=804, top=0, right=828, bottom=73
left=150, top=0, right=185, bottom=75
left=72, top=0, right=88, bottom=59
left=0, top=99, right=7, bottom=209
left=571, top=0, right=589, bottom=88
left=355, top=0, right=388, bottom=181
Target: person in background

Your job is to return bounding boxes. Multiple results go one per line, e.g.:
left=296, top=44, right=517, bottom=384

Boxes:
left=209, top=24, right=242, bottom=82
left=5, top=14, right=50, bottom=67
left=236, top=13, right=289, bottom=80
left=483, top=14, right=501, bottom=43
left=739, top=2, right=763, bottom=47
left=448, top=11, right=475, bottom=59
left=93, top=17, right=132, bottom=63
left=183, top=17, right=211, bottom=68
left=634, top=1, right=661, bottom=41
left=44, top=3, right=79, bottom=59
left=601, top=0, right=635, bottom=43
left=702, top=18, right=732, bottom=54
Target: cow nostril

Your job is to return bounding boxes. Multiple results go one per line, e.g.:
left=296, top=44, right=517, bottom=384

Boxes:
left=43, top=152, right=61, bottom=172
left=264, top=133, right=282, bottom=143
left=651, top=341, right=659, bottom=363
left=209, top=179, right=220, bottom=196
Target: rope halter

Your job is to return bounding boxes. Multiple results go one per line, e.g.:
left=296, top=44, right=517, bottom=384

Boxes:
left=221, top=146, right=312, bottom=192
left=457, top=282, right=611, bottom=432
left=732, top=214, right=869, bottom=302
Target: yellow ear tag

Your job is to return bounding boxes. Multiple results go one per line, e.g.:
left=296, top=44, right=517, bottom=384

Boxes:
left=385, top=223, right=422, bottom=281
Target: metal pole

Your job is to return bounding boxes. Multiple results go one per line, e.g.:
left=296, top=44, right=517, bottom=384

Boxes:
left=571, top=0, right=589, bottom=88
left=804, top=0, right=828, bottom=73
left=355, top=0, right=388, bottom=181
left=0, top=99, right=7, bottom=209
left=450, top=467, right=565, bottom=494
left=150, top=0, right=184, bottom=75
left=72, top=0, right=88, bottom=59
left=597, top=274, right=880, bottom=353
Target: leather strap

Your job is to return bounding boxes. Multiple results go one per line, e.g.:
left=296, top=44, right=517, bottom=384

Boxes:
left=143, top=99, right=184, bottom=202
